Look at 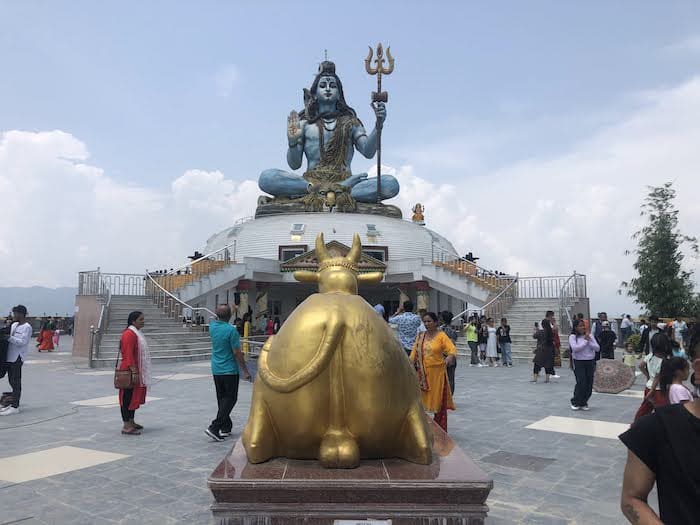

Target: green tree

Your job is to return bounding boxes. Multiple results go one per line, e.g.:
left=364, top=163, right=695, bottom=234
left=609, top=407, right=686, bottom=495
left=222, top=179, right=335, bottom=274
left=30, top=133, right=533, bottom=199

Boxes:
left=620, top=182, right=698, bottom=317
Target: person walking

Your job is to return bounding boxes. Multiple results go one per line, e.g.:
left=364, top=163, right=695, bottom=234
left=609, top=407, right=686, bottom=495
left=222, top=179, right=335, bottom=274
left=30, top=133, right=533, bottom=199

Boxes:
left=569, top=318, right=600, bottom=410
left=36, top=318, right=55, bottom=352
left=439, top=311, right=458, bottom=394
left=409, top=312, right=457, bottom=431
left=477, top=315, right=488, bottom=365
left=618, top=333, right=700, bottom=524
left=485, top=318, right=498, bottom=367
left=496, top=318, right=513, bottom=367
left=0, top=306, right=32, bottom=416
left=388, top=301, right=423, bottom=356
left=206, top=305, right=251, bottom=442
left=532, top=312, right=557, bottom=383
left=465, top=317, right=480, bottom=367
left=117, top=311, right=152, bottom=435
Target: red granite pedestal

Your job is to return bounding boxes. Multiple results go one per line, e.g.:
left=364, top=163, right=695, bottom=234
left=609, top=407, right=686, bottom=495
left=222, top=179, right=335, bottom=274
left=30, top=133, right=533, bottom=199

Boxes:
left=208, top=421, right=493, bottom=524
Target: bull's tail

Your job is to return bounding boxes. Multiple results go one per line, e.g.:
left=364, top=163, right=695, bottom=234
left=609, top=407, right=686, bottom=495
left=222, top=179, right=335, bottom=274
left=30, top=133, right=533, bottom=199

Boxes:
left=258, top=308, right=343, bottom=393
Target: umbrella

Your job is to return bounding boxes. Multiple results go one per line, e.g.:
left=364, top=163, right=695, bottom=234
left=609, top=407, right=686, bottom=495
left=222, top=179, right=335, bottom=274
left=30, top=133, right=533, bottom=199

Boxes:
left=593, top=359, right=636, bottom=394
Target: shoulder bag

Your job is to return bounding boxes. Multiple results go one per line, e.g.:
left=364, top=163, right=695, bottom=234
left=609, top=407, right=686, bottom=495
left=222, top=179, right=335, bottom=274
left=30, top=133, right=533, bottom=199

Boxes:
left=114, top=340, right=136, bottom=389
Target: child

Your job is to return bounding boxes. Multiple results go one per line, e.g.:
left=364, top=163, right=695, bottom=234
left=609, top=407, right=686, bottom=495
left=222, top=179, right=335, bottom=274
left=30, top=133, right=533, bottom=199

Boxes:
left=622, top=342, right=637, bottom=369
left=633, top=332, right=671, bottom=422
left=660, top=356, right=692, bottom=405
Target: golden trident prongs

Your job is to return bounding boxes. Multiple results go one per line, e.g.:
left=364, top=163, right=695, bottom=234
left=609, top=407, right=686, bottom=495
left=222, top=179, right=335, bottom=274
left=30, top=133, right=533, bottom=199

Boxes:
left=365, top=43, right=395, bottom=102
left=364, top=43, right=395, bottom=203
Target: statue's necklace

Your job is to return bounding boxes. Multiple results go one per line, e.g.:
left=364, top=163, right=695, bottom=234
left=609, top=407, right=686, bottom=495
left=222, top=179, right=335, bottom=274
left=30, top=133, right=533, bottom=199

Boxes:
left=322, top=118, right=337, bottom=132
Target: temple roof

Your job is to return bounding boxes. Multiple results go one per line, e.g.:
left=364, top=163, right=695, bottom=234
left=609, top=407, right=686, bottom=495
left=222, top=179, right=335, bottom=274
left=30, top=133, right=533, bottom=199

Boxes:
left=203, top=213, right=460, bottom=264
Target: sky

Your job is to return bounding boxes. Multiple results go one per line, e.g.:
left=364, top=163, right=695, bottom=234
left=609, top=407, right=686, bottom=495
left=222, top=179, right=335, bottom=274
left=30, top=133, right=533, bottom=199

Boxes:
left=1, top=1, right=699, bottom=315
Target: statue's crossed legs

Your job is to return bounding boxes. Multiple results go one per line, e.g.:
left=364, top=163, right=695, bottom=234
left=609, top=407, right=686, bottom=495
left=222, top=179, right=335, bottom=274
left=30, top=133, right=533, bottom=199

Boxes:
left=259, top=169, right=400, bottom=203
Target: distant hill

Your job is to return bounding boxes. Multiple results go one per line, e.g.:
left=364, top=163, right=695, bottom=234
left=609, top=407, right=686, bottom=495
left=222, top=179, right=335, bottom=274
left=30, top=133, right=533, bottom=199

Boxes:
left=0, top=287, right=77, bottom=317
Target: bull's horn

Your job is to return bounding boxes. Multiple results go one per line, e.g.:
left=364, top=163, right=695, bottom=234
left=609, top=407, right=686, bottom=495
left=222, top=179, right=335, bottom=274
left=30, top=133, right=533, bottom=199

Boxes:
left=347, top=233, right=362, bottom=264
left=316, top=233, right=330, bottom=262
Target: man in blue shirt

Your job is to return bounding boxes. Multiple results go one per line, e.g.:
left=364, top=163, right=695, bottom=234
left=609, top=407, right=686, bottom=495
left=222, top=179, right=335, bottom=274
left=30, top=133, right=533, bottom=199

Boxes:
left=205, top=305, right=251, bottom=442
left=388, top=300, right=423, bottom=356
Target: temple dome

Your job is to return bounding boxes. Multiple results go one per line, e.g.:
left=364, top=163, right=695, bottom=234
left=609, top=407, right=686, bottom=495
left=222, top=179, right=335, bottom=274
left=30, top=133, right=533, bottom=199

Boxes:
left=203, top=213, right=459, bottom=262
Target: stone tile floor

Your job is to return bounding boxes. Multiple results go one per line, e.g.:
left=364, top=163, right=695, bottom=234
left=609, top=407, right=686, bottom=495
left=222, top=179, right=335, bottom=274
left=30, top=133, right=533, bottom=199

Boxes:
left=0, top=338, right=652, bottom=524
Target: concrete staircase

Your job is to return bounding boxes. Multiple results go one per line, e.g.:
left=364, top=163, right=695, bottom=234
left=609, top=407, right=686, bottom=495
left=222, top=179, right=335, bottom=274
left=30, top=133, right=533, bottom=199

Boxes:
left=93, top=295, right=212, bottom=367
left=502, top=297, right=570, bottom=362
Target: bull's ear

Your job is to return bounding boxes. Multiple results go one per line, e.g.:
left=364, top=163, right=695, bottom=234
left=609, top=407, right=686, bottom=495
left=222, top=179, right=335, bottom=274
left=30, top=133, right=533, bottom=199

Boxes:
left=357, top=272, right=384, bottom=285
left=294, top=270, right=319, bottom=283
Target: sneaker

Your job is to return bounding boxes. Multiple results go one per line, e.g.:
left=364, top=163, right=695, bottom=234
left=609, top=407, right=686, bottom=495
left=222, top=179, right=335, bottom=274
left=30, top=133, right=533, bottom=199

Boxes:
left=552, top=375, right=561, bottom=379
left=581, top=405, right=590, bottom=411
left=205, top=428, right=224, bottom=442
left=570, top=404, right=580, bottom=411
left=0, top=406, right=19, bottom=416
left=508, top=363, right=513, bottom=367
left=477, top=363, right=484, bottom=368
left=220, top=431, right=231, bottom=437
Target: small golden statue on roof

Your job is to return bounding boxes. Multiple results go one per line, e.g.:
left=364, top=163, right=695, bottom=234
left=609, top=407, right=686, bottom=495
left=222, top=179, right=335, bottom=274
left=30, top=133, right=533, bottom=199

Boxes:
left=412, top=203, right=425, bottom=225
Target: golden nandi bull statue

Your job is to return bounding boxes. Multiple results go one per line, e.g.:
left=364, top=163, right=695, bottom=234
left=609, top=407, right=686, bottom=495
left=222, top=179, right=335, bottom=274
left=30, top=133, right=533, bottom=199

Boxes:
left=242, top=233, right=432, bottom=468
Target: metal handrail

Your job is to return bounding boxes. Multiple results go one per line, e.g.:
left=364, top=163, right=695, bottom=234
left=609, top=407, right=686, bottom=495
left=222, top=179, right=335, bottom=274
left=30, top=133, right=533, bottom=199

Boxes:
left=559, top=272, right=585, bottom=335
left=89, top=288, right=112, bottom=367
left=145, top=273, right=216, bottom=320
left=452, top=274, right=520, bottom=321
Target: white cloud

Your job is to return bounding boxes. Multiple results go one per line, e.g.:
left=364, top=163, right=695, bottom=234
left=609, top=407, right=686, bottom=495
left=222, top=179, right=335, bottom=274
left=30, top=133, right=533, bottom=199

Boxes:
left=2, top=74, right=699, bottom=317
left=0, top=131, right=256, bottom=286
left=385, top=76, right=700, bottom=315
left=664, top=35, right=700, bottom=54
left=214, top=64, right=240, bottom=97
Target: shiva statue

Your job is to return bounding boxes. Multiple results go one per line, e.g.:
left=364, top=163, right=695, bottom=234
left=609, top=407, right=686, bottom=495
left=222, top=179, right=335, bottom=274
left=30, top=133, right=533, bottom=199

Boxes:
left=257, top=61, right=401, bottom=217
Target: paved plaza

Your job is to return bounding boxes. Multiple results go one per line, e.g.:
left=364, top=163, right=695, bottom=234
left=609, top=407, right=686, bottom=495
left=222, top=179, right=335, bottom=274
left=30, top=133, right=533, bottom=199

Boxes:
left=0, top=337, right=651, bottom=524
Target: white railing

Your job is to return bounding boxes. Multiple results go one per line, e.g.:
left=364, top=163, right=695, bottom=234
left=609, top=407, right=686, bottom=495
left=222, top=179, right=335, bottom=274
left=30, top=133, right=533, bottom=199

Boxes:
left=78, top=269, right=146, bottom=296
left=145, top=273, right=216, bottom=322
left=559, top=272, right=587, bottom=335
left=89, top=288, right=111, bottom=367
left=517, top=276, right=575, bottom=299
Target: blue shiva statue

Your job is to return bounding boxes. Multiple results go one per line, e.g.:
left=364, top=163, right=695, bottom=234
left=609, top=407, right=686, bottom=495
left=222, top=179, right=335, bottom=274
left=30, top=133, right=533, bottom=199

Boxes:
left=258, top=61, right=400, bottom=208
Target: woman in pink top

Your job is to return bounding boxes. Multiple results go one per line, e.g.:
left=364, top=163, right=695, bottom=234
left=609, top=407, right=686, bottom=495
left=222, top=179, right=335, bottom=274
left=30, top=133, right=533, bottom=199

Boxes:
left=660, top=356, right=692, bottom=405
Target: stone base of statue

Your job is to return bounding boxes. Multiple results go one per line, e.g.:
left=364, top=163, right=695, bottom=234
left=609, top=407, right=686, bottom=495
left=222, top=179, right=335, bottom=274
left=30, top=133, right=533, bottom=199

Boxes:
left=255, top=197, right=403, bottom=219
left=208, top=420, right=493, bottom=524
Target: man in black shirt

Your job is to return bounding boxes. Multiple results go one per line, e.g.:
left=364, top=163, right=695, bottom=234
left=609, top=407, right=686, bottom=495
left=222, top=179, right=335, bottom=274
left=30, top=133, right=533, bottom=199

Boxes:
left=597, top=321, right=617, bottom=359
left=619, top=330, right=700, bottom=524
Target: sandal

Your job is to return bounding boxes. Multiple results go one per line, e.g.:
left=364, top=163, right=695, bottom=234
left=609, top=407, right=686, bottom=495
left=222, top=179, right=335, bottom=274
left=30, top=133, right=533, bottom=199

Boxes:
left=121, top=427, right=141, bottom=435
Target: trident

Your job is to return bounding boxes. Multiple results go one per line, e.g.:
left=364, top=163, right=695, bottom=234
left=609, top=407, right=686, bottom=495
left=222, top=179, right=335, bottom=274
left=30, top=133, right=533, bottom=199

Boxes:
left=365, top=43, right=395, bottom=204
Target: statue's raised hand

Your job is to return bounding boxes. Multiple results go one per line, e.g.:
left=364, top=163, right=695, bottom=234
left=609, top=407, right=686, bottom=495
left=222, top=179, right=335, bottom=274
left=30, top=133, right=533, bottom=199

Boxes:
left=372, top=102, right=387, bottom=127
left=287, top=110, right=303, bottom=146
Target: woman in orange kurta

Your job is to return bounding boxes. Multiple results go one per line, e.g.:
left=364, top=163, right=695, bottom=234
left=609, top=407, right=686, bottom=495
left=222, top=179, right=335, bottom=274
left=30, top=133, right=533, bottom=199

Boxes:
left=410, top=312, right=457, bottom=431
left=37, top=320, right=55, bottom=352
left=118, top=311, right=152, bottom=435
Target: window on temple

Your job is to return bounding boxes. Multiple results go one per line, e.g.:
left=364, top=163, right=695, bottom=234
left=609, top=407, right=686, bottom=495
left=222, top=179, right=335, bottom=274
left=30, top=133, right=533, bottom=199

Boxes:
left=279, top=245, right=308, bottom=261
left=363, top=246, right=388, bottom=262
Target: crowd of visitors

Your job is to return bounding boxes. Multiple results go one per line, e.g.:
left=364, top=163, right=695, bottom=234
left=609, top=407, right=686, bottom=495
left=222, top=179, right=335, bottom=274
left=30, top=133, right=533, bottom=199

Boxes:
left=619, top=326, right=699, bottom=524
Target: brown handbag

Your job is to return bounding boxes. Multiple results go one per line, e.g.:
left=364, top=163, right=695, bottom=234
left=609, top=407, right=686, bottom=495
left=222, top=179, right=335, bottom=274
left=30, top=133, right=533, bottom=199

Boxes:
left=113, top=341, right=135, bottom=389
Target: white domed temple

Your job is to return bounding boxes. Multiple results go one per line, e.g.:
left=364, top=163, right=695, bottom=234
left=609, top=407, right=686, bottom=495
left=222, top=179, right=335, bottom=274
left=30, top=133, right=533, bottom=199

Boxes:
left=174, top=211, right=504, bottom=320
